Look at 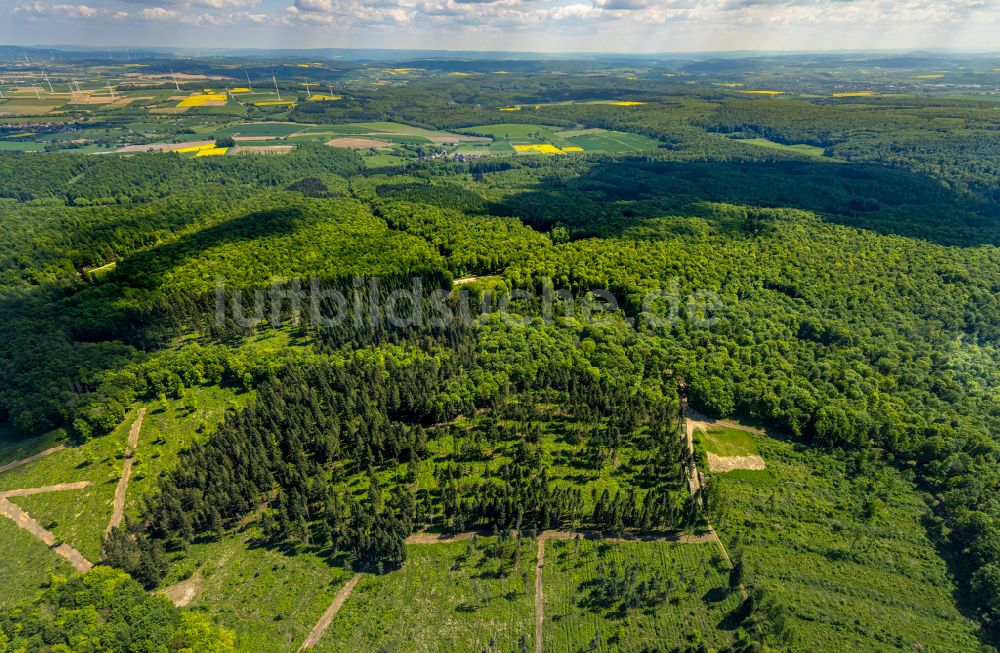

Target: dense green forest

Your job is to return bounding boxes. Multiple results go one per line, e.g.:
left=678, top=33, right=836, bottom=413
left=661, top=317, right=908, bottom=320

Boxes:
left=0, top=57, right=998, bottom=652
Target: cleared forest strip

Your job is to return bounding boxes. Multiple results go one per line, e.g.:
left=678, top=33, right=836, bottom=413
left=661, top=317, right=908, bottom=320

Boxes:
left=0, top=496, right=93, bottom=572
left=107, top=407, right=146, bottom=533
left=297, top=572, right=363, bottom=652
left=535, top=537, right=545, bottom=653
left=0, top=445, right=65, bottom=474
left=0, top=480, right=91, bottom=498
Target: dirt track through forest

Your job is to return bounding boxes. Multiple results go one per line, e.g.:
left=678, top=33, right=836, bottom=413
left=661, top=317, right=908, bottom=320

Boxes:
left=107, top=407, right=146, bottom=533
left=0, top=493, right=94, bottom=572
left=297, top=572, right=363, bottom=652
left=0, top=445, right=66, bottom=474
left=535, top=537, right=545, bottom=653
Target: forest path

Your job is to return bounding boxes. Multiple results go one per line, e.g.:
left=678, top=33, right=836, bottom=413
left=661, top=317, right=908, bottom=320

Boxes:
left=0, top=445, right=66, bottom=475
left=535, top=536, right=545, bottom=653
left=0, top=491, right=94, bottom=572
left=1, top=481, right=91, bottom=498
left=405, top=528, right=712, bottom=546
left=107, top=407, right=146, bottom=533
left=297, top=572, right=363, bottom=652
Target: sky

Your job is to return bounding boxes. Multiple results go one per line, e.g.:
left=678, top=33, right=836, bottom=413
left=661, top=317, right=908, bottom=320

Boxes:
left=2, top=0, right=999, bottom=53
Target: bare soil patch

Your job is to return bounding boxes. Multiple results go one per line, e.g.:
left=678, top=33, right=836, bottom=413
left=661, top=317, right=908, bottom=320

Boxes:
left=707, top=452, right=766, bottom=473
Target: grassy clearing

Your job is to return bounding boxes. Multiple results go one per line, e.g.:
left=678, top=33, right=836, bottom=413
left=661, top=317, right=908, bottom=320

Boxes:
left=0, top=515, right=75, bottom=609
left=697, top=426, right=759, bottom=458
left=319, top=538, right=535, bottom=652
left=171, top=525, right=351, bottom=652
left=0, top=385, right=246, bottom=605
left=456, top=123, right=659, bottom=154
left=715, top=434, right=987, bottom=652
left=543, top=539, right=742, bottom=652
left=736, top=137, right=827, bottom=157
left=213, top=122, right=306, bottom=138
left=0, top=425, right=66, bottom=467
left=1, top=411, right=131, bottom=562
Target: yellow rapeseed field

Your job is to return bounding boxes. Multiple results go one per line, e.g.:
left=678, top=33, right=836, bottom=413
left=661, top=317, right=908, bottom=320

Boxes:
left=562, top=146, right=584, bottom=152
left=230, top=87, right=251, bottom=93
left=513, top=144, right=565, bottom=155
left=500, top=106, right=521, bottom=111
left=741, top=90, right=784, bottom=95
left=176, top=93, right=227, bottom=107
left=609, top=101, right=646, bottom=106
left=833, top=91, right=876, bottom=97
left=194, top=147, right=229, bottom=157
left=308, top=94, right=341, bottom=101
left=173, top=144, right=215, bottom=154
left=254, top=100, right=296, bottom=106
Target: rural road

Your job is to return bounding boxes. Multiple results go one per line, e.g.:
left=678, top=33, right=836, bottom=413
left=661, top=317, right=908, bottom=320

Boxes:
left=0, top=496, right=93, bottom=572
left=107, top=407, right=146, bottom=533
left=297, top=572, right=363, bottom=652
left=0, top=445, right=65, bottom=475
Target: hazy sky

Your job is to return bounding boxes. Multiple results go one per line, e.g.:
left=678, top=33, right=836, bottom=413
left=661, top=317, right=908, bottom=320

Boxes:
left=2, top=0, right=999, bottom=53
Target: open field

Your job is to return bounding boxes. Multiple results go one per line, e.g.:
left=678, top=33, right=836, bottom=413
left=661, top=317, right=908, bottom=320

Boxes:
left=0, top=385, right=247, bottom=605
left=318, top=538, right=536, bottom=653
left=543, top=539, right=743, bottom=652
left=456, top=123, right=659, bottom=153
left=164, top=525, right=353, bottom=652
left=735, top=137, right=827, bottom=157
left=714, top=431, right=987, bottom=651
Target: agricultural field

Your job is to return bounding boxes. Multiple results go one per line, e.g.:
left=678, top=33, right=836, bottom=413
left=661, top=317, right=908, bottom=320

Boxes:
left=319, top=538, right=536, bottom=653
left=543, top=539, right=743, bottom=652
left=456, top=123, right=660, bottom=154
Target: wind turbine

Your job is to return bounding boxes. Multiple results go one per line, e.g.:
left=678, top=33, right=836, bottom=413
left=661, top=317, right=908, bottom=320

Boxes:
left=328, top=82, right=336, bottom=98
left=41, top=69, right=55, bottom=94
left=244, top=70, right=254, bottom=93
left=105, top=81, right=117, bottom=100
left=31, top=83, right=41, bottom=100
left=303, top=81, right=314, bottom=99
left=272, top=72, right=281, bottom=101
left=169, top=68, right=181, bottom=92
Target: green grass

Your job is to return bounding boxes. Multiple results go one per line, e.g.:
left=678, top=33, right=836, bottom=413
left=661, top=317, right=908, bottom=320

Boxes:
left=0, top=425, right=66, bottom=466
left=736, top=137, right=827, bottom=157
left=697, top=426, right=759, bottom=458
left=170, top=525, right=352, bottom=653
left=212, top=122, right=306, bottom=138
left=715, top=434, right=988, bottom=651
left=455, top=124, right=659, bottom=153
left=319, top=537, right=535, bottom=652
left=0, top=385, right=246, bottom=605
left=543, top=539, right=742, bottom=652
left=0, top=516, right=75, bottom=609
left=0, top=140, right=48, bottom=151
left=565, top=131, right=660, bottom=153
left=457, top=123, right=563, bottom=142
left=1, top=411, right=131, bottom=562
